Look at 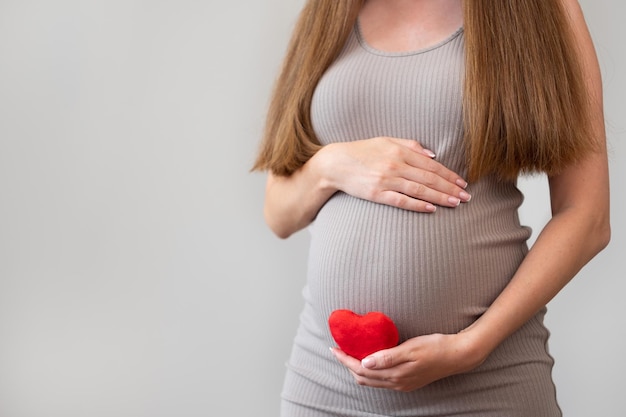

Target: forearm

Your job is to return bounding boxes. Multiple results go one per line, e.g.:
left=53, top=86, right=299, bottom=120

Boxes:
left=264, top=146, right=337, bottom=238
left=263, top=137, right=469, bottom=238
left=464, top=199, right=610, bottom=360
left=464, top=0, right=610, bottom=358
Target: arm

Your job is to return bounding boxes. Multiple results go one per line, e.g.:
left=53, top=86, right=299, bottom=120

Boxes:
left=264, top=137, right=471, bottom=239
left=460, top=0, right=610, bottom=363
left=263, top=148, right=336, bottom=239
left=332, top=0, right=610, bottom=390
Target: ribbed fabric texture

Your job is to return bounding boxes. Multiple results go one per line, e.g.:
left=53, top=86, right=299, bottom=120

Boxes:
left=281, top=25, right=561, bottom=417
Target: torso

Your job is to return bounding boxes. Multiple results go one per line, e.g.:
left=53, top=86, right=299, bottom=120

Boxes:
left=307, top=20, right=527, bottom=339
left=281, top=21, right=561, bottom=417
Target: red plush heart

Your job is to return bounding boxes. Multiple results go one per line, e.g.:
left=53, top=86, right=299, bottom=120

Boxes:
left=328, top=309, right=400, bottom=360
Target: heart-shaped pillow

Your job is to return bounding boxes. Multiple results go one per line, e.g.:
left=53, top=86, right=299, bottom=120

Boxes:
left=328, top=309, right=399, bottom=360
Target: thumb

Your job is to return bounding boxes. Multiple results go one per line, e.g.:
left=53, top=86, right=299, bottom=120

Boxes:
left=361, top=348, right=399, bottom=370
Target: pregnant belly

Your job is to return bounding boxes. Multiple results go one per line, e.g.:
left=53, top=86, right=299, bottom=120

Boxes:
left=305, top=191, right=530, bottom=340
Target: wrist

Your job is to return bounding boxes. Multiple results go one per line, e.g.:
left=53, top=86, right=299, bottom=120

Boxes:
left=310, top=143, right=341, bottom=195
left=455, top=326, right=493, bottom=371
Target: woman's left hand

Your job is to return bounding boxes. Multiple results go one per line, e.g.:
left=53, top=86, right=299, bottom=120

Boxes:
left=330, top=332, right=486, bottom=392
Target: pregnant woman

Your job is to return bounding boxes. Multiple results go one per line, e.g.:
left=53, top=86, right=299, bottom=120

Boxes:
left=253, top=0, right=610, bottom=416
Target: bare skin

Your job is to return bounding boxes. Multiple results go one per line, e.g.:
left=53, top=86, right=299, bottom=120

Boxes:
left=358, top=0, right=463, bottom=52
left=264, top=138, right=470, bottom=239
left=264, top=0, right=610, bottom=391
left=329, top=0, right=610, bottom=391
left=263, top=1, right=469, bottom=240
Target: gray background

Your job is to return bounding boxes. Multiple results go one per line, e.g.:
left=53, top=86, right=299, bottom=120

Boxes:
left=0, top=1, right=623, bottom=416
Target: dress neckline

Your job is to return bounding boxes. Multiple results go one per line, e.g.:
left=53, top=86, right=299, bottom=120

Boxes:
left=355, top=19, right=464, bottom=57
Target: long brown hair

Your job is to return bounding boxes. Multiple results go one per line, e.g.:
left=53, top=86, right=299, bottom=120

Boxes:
left=252, top=0, right=595, bottom=181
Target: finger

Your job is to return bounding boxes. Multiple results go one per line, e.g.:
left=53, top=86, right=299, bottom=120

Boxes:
left=376, top=190, right=438, bottom=213
left=392, top=173, right=471, bottom=208
left=361, top=346, right=408, bottom=370
left=366, top=137, right=471, bottom=206
left=385, top=137, right=436, bottom=159
left=350, top=360, right=420, bottom=391
left=400, top=147, right=469, bottom=192
left=334, top=347, right=420, bottom=391
left=331, top=348, right=398, bottom=384
left=329, top=347, right=362, bottom=370
left=374, top=174, right=468, bottom=210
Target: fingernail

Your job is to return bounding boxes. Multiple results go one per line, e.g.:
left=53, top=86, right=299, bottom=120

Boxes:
left=361, top=357, right=376, bottom=369
left=425, top=204, right=437, bottom=212
left=448, top=196, right=461, bottom=206
left=423, top=149, right=436, bottom=158
left=456, top=179, right=468, bottom=188
left=459, top=191, right=471, bottom=202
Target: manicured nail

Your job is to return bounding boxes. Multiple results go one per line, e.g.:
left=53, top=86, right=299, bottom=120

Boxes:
left=448, top=196, right=461, bottom=206
left=459, top=191, right=471, bottom=202
left=423, top=149, right=436, bottom=158
left=425, top=204, right=437, bottom=212
left=361, top=357, right=376, bottom=369
left=456, top=179, right=468, bottom=188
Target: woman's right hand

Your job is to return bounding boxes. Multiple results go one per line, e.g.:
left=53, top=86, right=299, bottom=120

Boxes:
left=322, top=137, right=471, bottom=213
left=263, top=136, right=470, bottom=239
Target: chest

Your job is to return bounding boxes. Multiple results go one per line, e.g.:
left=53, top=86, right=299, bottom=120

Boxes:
left=310, top=27, right=465, bottom=156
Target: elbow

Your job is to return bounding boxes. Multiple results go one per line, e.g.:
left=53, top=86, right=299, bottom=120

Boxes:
left=263, top=207, right=294, bottom=240
left=269, top=224, right=293, bottom=240
left=596, top=221, right=611, bottom=253
left=597, top=200, right=611, bottom=251
left=590, top=211, right=611, bottom=256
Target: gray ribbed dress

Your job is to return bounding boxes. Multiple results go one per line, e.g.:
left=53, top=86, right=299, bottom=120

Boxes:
left=281, top=23, right=562, bottom=417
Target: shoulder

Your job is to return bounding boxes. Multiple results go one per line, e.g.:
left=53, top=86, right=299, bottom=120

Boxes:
left=558, top=0, right=597, bottom=67
left=559, top=0, right=587, bottom=31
